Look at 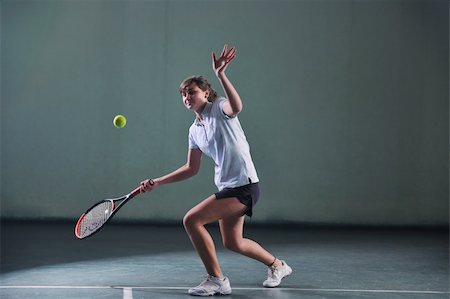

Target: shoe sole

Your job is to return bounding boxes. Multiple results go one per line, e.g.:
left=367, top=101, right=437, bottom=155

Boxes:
left=188, top=292, right=231, bottom=296
left=263, top=266, right=293, bottom=288
left=188, top=289, right=232, bottom=296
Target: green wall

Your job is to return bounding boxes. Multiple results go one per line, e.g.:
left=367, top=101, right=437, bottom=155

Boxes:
left=1, top=0, right=448, bottom=226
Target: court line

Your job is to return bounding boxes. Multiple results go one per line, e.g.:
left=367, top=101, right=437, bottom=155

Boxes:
left=123, top=287, right=133, bottom=299
left=128, top=286, right=449, bottom=294
left=0, top=285, right=448, bottom=294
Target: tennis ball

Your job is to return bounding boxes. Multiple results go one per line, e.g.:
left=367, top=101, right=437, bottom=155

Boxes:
left=113, top=115, right=126, bottom=128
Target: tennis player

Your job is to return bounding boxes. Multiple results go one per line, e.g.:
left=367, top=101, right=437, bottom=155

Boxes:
left=140, top=45, right=292, bottom=296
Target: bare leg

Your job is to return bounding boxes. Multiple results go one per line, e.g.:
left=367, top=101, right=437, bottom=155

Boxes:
left=183, top=195, right=248, bottom=278
left=219, top=213, right=281, bottom=266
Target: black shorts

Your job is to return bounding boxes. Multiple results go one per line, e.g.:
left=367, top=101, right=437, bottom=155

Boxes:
left=214, top=182, right=260, bottom=217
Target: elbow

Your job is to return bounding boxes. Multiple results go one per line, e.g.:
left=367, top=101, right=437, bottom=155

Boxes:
left=185, top=164, right=199, bottom=177
left=191, top=167, right=200, bottom=176
left=234, top=104, right=243, bottom=115
left=230, top=104, right=243, bottom=117
left=234, top=100, right=243, bottom=114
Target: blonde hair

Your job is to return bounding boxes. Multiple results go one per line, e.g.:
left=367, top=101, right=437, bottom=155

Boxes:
left=179, top=76, right=218, bottom=102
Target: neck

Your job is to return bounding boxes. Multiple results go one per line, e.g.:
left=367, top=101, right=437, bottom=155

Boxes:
left=195, top=102, right=208, bottom=119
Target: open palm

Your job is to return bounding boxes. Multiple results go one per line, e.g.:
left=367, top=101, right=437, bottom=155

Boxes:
left=212, top=45, right=236, bottom=77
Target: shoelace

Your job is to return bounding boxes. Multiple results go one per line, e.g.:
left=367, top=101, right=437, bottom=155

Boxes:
left=195, top=275, right=212, bottom=288
left=268, top=266, right=279, bottom=279
left=204, top=275, right=213, bottom=283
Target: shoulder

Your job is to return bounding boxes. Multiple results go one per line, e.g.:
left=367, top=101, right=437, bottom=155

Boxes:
left=188, top=120, right=198, bottom=133
left=212, top=97, right=232, bottom=118
left=212, top=96, right=226, bottom=108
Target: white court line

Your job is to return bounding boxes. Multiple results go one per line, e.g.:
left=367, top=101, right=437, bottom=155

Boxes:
left=122, top=287, right=133, bottom=299
left=0, top=285, right=448, bottom=294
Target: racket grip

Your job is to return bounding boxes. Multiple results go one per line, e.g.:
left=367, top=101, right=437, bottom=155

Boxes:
left=130, top=179, right=154, bottom=198
left=130, top=186, right=142, bottom=198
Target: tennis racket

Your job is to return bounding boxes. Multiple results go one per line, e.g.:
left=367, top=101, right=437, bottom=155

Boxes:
left=75, top=179, right=153, bottom=239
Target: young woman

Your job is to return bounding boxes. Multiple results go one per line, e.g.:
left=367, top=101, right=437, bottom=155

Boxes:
left=140, top=45, right=292, bottom=296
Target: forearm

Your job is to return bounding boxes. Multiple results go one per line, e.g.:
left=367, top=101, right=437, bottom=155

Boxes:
left=154, top=164, right=197, bottom=185
left=217, top=73, right=242, bottom=114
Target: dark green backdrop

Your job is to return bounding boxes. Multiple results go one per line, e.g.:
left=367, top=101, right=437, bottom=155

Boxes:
left=1, top=0, right=448, bottom=226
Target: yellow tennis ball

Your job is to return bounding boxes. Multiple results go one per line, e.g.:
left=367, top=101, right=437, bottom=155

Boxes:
left=113, top=115, right=126, bottom=128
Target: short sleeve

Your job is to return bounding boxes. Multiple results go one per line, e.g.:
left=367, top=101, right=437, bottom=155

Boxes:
left=188, top=127, right=199, bottom=149
left=216, top=97, right=234, bottom=119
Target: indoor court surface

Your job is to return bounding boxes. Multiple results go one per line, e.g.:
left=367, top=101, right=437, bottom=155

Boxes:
left=1, top=222, right=448, bottom=299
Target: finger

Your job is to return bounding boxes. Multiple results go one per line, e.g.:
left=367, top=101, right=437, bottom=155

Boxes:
left=148, top=179, right=156, bottom=190
left=225, top=49, right=235, bottom=64
left=212, top=51, right=217, bottom=63
left=226, top=54, right=236, bottom=63
left=226, top=47, right=236, bottom=58
left=225, top=48, right=236, bottom=60
left=220, top=44, right=228, bottom=57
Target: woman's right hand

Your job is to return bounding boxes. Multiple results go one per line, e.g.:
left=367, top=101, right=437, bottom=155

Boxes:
left=140, top=178, right=158, bottom=193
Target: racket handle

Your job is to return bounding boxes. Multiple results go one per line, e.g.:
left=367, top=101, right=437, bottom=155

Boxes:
left=130, top=186, right=142, bottom=198
left=130, top=179, right=154, bottom=198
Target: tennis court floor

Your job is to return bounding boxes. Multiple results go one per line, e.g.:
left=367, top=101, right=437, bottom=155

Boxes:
left=1, top=222, right=448, bottom=298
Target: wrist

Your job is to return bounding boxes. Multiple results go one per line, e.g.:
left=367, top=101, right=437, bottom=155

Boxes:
left=216, top=71, right=227, bottom=81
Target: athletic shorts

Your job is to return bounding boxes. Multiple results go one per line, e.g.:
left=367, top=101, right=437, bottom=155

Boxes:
left=214, top=182, right=260, bottom=217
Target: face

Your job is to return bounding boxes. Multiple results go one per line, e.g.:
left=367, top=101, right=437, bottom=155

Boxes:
left=181, top=83, right=209, bottom=113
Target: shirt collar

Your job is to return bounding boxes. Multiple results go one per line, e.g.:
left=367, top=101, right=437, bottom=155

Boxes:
left=194, top=102, right=212, bottom=125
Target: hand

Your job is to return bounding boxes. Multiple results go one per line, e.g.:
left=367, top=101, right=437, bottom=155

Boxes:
left=140, top=178, right=157, bottom=193
left=212, top=44, right=236, bottom=77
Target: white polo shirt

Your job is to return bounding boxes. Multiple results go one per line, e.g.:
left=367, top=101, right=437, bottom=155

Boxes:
left=188, top=97, right=259, bottom=191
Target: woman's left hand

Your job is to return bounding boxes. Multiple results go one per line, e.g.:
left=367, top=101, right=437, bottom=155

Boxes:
left=212, top=44, right=236, bottom=77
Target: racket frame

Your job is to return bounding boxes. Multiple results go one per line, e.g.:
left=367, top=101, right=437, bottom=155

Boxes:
left=75, top=180, right=153, bottom=239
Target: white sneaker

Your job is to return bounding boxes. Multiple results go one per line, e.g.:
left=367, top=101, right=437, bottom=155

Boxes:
left=263, top=260, right=292, bottom=288
left=188, top=275, right=232, bottom=296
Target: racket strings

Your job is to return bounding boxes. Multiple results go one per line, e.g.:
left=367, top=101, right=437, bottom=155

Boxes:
left=78, top=201, right=114, bottom=238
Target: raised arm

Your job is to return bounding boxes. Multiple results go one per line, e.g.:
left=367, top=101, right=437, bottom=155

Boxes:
left=140, top=148, right=202, bottom=192
left=212, top=45, right=242, bottom=117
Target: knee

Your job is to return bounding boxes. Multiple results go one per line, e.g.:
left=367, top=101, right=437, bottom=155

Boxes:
left=183, top=212, right=200, bottom=232
left=222, top=238, right=243, bottom=253
left=182, top=213, right=193, bottom=230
